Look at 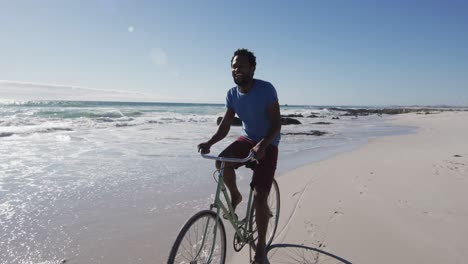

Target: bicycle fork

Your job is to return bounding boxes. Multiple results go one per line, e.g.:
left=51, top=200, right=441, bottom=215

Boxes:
left=192, top=162, right=227, bottom=263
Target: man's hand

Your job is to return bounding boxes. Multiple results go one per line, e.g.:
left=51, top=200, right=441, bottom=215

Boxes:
left=197, top=142, right=212, bottom=154
left=251, top=141, right=267, bottom=160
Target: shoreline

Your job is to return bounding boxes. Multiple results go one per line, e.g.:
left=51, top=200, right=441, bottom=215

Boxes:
left=276, top=114, right=416, bottom=176
left=2, top=107, right=466, bottom=263
left=228, top=111, right=468, bottom=264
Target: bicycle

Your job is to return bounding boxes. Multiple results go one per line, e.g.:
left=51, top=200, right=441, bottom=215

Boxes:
left=167, top=152, right=280, bottom=264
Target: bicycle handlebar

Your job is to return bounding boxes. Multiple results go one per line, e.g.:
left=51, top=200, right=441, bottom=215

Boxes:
left=200, top=151, right=256, bottom=163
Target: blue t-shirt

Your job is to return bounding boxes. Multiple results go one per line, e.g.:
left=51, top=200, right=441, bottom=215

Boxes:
left=226, top=79, right=281, bottom=146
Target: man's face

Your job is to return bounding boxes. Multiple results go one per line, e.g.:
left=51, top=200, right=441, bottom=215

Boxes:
left=231, top=55, right=255, bottom=86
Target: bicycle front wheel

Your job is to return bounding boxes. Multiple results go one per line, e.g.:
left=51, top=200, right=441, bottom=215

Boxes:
left=167, top=210, right=226, bottom=264
left=249, top=178, right=280, bottom=250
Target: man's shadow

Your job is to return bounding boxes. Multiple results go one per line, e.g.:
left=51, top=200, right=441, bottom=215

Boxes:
left=260, top=243, right=352, bottom=264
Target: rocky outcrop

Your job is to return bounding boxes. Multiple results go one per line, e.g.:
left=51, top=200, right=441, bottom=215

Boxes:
left=328, top=107, right=453, bottom=116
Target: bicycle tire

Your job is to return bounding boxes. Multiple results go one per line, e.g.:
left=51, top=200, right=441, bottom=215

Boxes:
left=167, top=210, right=227, bottom=264
left=249, top=179, right=280, bottom=250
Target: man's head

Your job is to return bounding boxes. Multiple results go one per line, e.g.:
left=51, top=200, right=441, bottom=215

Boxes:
left=231, top=49, right=256, bottom=87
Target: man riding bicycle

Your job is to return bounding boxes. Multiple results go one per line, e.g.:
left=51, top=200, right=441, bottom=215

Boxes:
left=198, top=48, right=281, bottom=264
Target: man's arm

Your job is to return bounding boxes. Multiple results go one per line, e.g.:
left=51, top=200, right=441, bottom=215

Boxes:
left=252, top=101, right=281, bottom=159
left=198, top=109, right=235, bottom=153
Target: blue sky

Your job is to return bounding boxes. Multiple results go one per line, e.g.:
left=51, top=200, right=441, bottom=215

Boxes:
left=1, top=0, right=467, bottom=106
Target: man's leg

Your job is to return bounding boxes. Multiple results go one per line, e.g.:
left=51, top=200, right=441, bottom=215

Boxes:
left=216, top=139, right=252, bottom=212
left=253, top=189, right=269, bottom=263
left=216, top=162, right=242, bottom=211
left=251, top=144, right=278, bottom=263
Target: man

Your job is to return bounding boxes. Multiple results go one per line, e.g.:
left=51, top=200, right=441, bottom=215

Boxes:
left=198, top=48, right=281, bottom=264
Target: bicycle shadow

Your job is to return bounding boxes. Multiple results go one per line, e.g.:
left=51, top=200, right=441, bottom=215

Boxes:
left=264, top=243, right=352, bottom=264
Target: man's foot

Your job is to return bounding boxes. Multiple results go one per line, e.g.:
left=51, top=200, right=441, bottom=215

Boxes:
left=252, top=242, right=266, bottom=264
left=231, top=193, right=242, bottom=212
left=251, top=253, right=266, bottom=264
left=223, top=193, right=242, bottom=219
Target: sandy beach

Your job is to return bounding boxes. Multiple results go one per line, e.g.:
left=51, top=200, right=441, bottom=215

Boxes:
left=228, top=111, right=468, bottom=264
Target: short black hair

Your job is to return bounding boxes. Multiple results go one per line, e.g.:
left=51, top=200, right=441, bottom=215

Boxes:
left=231, top=48, right=256, bottom=68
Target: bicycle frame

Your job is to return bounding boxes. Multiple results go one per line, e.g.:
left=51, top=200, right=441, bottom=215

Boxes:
left=200, top=152, right=256, bottom=261
left=168, top=151, right=279, bottom=264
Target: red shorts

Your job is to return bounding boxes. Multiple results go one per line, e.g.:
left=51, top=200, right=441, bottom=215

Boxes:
left=219, top=137, right=278, bottom=193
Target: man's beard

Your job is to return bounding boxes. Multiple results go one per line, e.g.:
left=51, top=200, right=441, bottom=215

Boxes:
left=233, top=75, right=252, bottom=86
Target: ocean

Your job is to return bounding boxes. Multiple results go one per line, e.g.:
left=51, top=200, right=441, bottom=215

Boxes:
left=0, top=101, right=413, bottom=264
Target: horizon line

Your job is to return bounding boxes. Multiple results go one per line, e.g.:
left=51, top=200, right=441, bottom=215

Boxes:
left=1, top=80, right=467, bottom=108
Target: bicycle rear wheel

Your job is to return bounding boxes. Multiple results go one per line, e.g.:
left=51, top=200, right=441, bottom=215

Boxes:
left=249, top=179, right=280, bottom=250
left=167, top=210, right=226, bottom=264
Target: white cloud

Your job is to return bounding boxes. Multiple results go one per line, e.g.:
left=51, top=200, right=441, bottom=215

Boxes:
left=128, top=26, right=134, bottom=33
left=149, top=48, right=168, bottom=67
left=0, top=80, right=173, bottom=103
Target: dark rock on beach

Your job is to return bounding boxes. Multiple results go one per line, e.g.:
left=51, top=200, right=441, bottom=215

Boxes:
left=281, top=117, right=301, bottom=125
left=283, top=130, right=327, bottom=136
left=280, top=115, right=302, bottom=124
left=0, top=132, right=14, bottom=138
left=312, top=122, right=332, bottom=125
left=416, top=111, right=438, bottom=115
left=284, top=114, right=304, bottom=118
